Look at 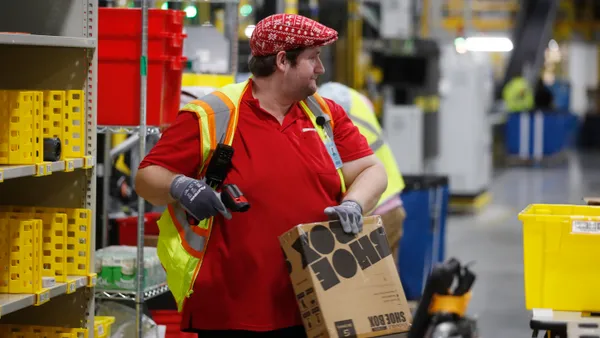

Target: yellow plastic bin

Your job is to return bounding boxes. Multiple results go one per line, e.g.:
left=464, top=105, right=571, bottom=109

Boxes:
left=94, top=316, right=115, bottom=338
left=519, top=204, right=600, bottom=312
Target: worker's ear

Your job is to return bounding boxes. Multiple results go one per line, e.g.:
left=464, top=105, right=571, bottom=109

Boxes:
left=275, top=51, right=288, bottom=72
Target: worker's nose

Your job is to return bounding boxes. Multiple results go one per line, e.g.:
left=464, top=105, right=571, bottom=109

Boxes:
left=315, top=58, right=325, bottom=75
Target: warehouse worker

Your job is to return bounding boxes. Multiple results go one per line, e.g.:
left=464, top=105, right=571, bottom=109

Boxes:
left=502, top=75, right=534, bottom=113
left=318, top=82, right=406, bottom=262
left=135, top=13, right=387, bottom=338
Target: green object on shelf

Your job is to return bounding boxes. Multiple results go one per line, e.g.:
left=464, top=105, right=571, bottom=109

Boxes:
left=96, top=246, right=166, bottom=291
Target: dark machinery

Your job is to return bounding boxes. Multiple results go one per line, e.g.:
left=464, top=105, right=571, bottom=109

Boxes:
left=409, top=258, right=478, bottom=338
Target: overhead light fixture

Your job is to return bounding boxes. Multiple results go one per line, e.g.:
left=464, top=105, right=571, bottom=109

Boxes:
left=240, top=4, right=253, bottom=17
left=245, top=25, right=256, bottom=38
left=184, top=5, right=198, bottom=18
left=454, top=37, right=467, bottom=54
left=464, top=37, right=513, bottom=52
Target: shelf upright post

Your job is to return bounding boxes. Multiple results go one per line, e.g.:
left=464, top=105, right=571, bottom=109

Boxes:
left=102, top=130, right=112, bottom=249
left=224, top=0, right=240, bottom=76
left=136, top=0, right=150, bottom=337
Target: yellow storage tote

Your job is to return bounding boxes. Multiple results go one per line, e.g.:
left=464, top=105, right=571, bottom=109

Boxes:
left=94, top=316, right=115, bottom=338
left=519, top=204, right=600, bottom=312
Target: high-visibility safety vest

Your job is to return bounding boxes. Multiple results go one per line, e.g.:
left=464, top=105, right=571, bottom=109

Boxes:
left=318, top=82, right=405, bottom=210
left=157, top=79, right=346, bottom=312
left=503, top=76, right=534, bottom=113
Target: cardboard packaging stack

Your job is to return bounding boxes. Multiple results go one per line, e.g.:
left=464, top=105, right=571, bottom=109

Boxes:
left=279, top=215, right=412, bottom=338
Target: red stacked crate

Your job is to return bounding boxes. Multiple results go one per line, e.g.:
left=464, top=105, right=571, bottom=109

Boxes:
left=98, top=8, right=186, bottom=126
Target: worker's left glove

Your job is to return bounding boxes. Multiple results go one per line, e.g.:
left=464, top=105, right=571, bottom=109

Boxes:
left=324, top=200, right=363, bottom=234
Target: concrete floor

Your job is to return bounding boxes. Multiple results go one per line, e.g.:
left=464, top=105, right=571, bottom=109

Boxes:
left=446, top=151, right=598, bottom=337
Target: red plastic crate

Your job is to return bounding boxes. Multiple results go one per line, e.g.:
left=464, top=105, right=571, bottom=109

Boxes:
left=166, top=34, right=186, bottom=59
left=98, top=56, right=168, bottom=126
left=117, top=212, right=161, bottom=246
left=99, top=8, right=184, bottom=37
left=151, top=310, right=196, bottom=338
left=161, top=57, right=187, bottom=125
left=98, top=8, right=186, bottom=127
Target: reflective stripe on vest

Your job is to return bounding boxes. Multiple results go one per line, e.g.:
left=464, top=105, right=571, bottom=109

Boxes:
left=157, top=80, right=345, bottom=312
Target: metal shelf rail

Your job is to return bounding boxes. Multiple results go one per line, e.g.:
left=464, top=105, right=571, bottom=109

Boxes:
left=95, top=283, right=169, bottom=302
left=0, top=0, right=98, bottom=332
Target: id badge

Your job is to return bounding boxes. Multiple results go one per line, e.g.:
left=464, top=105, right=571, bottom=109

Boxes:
left=325, top=138, right=343, bottom=170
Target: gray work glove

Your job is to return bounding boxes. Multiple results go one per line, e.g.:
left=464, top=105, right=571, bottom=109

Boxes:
left=170, top=175, right=232, bottom=221
left=324, top=200, right=363, bottom=234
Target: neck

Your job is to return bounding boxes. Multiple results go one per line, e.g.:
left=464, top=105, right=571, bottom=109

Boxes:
left=252, top=77, right=296, bottom=121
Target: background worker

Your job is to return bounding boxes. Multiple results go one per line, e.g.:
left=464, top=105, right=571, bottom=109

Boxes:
left=135, top=13, right=387, bottom=338
left=318, top=82, right=406, bottom=262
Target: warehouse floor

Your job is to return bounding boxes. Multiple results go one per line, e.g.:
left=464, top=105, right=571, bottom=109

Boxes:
left=446, top=151, right=598, bottom=337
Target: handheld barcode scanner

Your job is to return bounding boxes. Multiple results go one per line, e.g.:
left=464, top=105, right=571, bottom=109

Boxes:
left=204, top=143, right=250, bottom=213
left=408, top=258, right=478, bottom=338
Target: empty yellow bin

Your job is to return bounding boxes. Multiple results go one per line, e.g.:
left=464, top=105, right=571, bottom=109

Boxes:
left=94, top=316, right=115, bottom=338
left=519, top=204, right=600, bottom=311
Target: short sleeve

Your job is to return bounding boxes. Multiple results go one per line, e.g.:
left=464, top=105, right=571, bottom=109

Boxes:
left=138, top=112, right=202, bottom=178
left=324, top=98, right=373, bottom=162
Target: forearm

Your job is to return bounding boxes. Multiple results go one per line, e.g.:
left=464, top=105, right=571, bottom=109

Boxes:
left=134, top=165, right=178, bottom=206
left=342, top=162, right=387, bottom=214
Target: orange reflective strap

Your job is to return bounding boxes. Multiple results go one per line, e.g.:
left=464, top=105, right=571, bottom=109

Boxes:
left=212, top=91, right=238, bottom=145
left=169, top=204, right=209, bottom=259
left=313, top=93, right=335, bottom=129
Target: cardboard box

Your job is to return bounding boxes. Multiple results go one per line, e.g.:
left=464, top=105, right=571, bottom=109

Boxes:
left=279, top=215, right=412, bottom=338
left=144, top=235, right=159, bottom=247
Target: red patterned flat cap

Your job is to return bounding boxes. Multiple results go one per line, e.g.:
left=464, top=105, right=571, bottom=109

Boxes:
left=250, top=14, right=338, bottom=57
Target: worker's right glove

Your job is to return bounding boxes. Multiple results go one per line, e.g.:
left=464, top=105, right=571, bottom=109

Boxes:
left=169, top=175, right=232, bottom=221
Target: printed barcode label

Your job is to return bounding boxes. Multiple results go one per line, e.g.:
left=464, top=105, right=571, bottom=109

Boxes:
left=572, top=221, right=600, bottom=234
left=37, top=290, right=50, bottom=305
left=68, top=282, right=76, bottom=293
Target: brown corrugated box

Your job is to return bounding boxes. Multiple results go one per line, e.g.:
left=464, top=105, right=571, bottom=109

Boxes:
left=279, top=215, right=412, bottom=338
left=144, top=235, right=159, bottom=247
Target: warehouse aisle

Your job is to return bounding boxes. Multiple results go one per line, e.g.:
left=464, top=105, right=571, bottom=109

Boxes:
left=446, top=151, right=597, bottom=338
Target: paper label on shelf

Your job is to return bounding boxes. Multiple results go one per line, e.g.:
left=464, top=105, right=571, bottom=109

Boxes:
left=83, top=156, right=95, bottom=169
left=572, top=220, right=600, bottom=234
left=36, top=164, right=45, bottom=176
left=36, top=290, right=50, bottom=305
left=67, top=280, right=76, bottom=294
left=88, top=273, right=97, bottom=287
left=42, top=277, right=56, bottom=288
left=66, top=160, right=75, bottom=172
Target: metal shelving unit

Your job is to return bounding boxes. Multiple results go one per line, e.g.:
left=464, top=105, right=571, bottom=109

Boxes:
left=94, top=1, right=241, bottom=336
left=0, top=0, right=98, bottom=333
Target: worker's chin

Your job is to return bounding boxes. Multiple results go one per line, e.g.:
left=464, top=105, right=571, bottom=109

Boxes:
left=306, top=83, right=318, bottom=96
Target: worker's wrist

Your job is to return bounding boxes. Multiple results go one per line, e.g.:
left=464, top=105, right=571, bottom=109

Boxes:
left=341, top=200, right=363, bottom=214
left=169, top=174, right=192, bottom=201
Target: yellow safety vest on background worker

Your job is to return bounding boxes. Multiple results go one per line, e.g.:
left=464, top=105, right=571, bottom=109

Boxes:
left=318, top=82, right=405, bottom=210
left=503, top=76, right=534, bottom=113
left=157, top=79, right=346, bottom=312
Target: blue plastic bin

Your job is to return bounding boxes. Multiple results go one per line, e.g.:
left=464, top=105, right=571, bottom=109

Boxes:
left=505, top=111, right=578, bottom=158
left=549, top=81, right=571, bottom=112
left=398, top=175, right=449, bottom=300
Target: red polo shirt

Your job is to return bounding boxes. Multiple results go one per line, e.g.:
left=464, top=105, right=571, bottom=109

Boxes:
left=139, top=82, right=372, bottom=332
